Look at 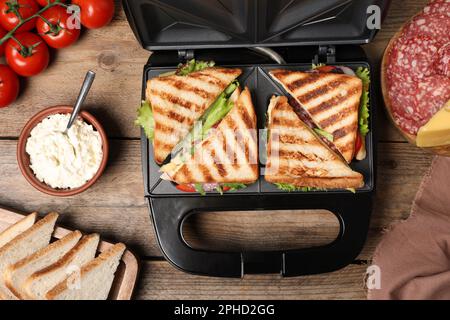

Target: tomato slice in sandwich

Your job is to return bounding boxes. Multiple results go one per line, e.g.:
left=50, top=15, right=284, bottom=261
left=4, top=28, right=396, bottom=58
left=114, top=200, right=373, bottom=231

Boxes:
left=354, top=133, right=363, bottom=157
left=175, top=184, right=196, bottom=193
left=175, top=184, right=231, bottom=193
left=315, top=65, right=337, bottom=73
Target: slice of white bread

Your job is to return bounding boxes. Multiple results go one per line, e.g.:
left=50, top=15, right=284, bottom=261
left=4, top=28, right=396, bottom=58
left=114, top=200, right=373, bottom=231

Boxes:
left=46, top=243, right=125, bottom=300
left=5, top=230, right=82, bottom=299
left=0, top=212, right=58, bottom=300
left=24, top=234, right=100, bottom=300
left=0, top=213, right=37, bottom=249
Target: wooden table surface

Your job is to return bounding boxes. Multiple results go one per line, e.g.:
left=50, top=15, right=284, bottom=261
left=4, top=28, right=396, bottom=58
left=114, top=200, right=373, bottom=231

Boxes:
left=0, top=0, right=433, bottom=300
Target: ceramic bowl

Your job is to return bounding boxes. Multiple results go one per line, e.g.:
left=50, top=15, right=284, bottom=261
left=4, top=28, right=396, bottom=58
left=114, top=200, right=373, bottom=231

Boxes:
left=17, top=105, right=109, bottom=197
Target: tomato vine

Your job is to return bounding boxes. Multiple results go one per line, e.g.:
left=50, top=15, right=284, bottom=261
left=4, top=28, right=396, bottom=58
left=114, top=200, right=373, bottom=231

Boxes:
left=0, top=0, right=71, bottom=46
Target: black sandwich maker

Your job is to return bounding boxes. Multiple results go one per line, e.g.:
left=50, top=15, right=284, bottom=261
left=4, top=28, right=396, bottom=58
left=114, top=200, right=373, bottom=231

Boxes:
left=123, top=0, right=390, bottom=278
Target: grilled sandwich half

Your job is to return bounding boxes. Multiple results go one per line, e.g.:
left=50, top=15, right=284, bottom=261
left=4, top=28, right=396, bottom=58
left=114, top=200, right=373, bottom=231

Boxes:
left=161, top=87, right=258, bottom=188
left=147, top=66, right=242, bottom=164
left=269, top=69, right=363, bottom=163
left=265, top=96, right=364, bottom=189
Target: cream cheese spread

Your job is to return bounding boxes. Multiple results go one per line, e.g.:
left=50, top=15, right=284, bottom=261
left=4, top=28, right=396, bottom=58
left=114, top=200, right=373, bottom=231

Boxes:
left=26, top=113, right=103, bottom=189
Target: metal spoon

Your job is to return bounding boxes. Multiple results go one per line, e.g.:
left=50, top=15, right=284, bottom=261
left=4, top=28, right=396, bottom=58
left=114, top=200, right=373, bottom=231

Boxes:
left=66, top=70, right=96, bottom=131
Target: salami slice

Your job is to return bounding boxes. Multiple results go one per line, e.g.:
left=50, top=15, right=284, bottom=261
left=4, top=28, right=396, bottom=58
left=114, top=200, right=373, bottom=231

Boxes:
left=403, top=13, right=450, bottom=42
left=388, top=76, right=419, bottom=119
left=392, top=114, right=422, bottom=136
left=387, top=73, right=450, bottom=135
left=415, top=75, right=450, bottom=126
left=423, top=2, right=450, bottom=17
left=388, top=35, right=442, bottom=80
left=386, top=63, right=420, bottom=132
left=389, top=85, right=421, bottom=136
left=436, top=44, right=450, bottom=77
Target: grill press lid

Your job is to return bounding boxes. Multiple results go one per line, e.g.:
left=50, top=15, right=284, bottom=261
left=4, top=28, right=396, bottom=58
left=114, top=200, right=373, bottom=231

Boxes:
left=122, top=0, right=390, bottom=51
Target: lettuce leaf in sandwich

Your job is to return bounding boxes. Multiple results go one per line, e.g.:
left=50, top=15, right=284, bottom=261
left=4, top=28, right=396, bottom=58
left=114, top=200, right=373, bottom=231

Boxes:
left=135, top=101, right=154, bottom=140
left=356, top=67, right=370, bottom=137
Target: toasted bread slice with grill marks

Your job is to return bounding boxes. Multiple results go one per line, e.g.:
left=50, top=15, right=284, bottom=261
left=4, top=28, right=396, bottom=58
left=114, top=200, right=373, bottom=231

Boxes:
left=161, top=87, right=258, bottom=184
left=270, top=69, right=363, bottom=163
left=265, top=96, right=364, bottom=189
left=0, top=213, right=37, bottom=249
left=147, top=67, right=242, bottom=164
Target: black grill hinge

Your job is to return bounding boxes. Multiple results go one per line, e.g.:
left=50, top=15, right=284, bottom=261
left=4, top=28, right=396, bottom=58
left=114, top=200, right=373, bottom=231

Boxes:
left=178, top=49, right=195, bottom=63
left=313, top=45, right=336, bottom=65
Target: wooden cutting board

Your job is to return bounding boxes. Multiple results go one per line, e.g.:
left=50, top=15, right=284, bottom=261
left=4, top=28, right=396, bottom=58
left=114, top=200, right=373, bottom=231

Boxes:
left=0, top=207, right=139, bottom=300
left=381, top=10, right=450, bottom=156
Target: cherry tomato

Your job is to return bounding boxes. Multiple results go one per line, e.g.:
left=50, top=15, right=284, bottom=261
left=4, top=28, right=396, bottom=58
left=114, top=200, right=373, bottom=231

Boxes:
left=36, top=6, right=80, bottom=48
left=0, top=0, right=39, bottom=32
left=5, top=32, right=49, bottom=77
left=354, top=133, right=363, bottom=156
left=0, top=64, right=19, bottom=108
left=36, top=0, right=65, bottom=6
left=72, top=0, right=114, bottom=29
left=0, top=26, right=6, bottom=56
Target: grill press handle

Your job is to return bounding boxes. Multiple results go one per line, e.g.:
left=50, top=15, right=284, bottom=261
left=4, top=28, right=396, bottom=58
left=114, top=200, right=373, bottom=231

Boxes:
left=149, top=194, right=372, bottom=278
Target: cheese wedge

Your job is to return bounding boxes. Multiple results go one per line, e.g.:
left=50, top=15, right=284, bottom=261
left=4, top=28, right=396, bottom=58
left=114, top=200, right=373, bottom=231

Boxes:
left=417, top=101, right=450, bottom=148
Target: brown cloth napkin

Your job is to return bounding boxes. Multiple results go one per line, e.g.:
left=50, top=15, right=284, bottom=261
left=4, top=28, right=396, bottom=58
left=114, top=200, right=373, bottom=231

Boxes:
left=368, top=156, right=450, bottom=300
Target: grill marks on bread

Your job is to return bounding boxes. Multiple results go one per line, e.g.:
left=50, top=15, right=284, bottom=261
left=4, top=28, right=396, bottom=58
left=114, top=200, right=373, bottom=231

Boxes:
left=265, top=96, right=364, bottom=189
left=296, top=80, right=344, bottom=103
left=168, top=88, right=258, bottom=184
left=269, top=69, right=363, bottom=163
left=147, top=67, right=242, bottom=164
